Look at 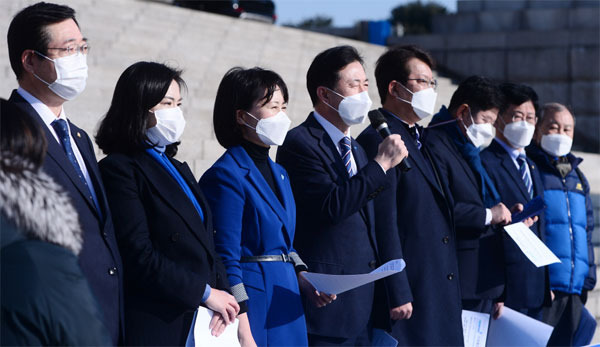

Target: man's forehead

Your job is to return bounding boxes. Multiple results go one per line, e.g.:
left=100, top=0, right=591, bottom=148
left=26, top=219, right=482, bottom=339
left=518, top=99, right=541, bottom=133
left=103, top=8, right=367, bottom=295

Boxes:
left=46, top=19, right=83, bottom=44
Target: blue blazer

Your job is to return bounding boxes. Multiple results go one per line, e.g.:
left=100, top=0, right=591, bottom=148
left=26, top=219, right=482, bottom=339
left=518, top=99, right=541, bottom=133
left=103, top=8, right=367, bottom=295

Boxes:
left=481, top=139, right=550, bottom=309
left=424, top=122, right=505, bottom=301
left=199, top=146, right=307, bottom=347
left=9, top=90, right=124, bottom=344
left=357, top=109, right=463, bottom=346
left=276, top=113, right=392, bottom=339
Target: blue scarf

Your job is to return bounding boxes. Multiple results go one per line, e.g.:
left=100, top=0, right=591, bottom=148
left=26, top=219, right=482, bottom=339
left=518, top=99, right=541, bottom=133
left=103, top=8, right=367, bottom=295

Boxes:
left=145, top=147, right=204, bottom=221
left=430, top=106, right=500, bottom=208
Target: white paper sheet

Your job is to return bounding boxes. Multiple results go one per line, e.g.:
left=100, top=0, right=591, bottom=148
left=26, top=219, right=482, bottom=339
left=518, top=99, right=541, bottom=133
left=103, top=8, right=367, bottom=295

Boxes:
left=186, top=306, right=240, bottom=347
left=302, top=259, right=405, bottom=295
left=487, top=307, right=553, bottom=346
left=504, top=222, right=561, bottom=267
left=462, top=310, right=489, bottom=347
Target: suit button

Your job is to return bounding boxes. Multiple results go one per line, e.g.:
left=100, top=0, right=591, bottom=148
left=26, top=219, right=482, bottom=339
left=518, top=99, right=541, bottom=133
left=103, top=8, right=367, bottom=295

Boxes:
left=108, top=267, right=117, bottom=276
left=171, top=233, right=180, bottom=242
left=368, top=260, right=377, bottom=269
left=442, top=236, right=449, bottom=244
left=447, top=273, right=454, bottom=280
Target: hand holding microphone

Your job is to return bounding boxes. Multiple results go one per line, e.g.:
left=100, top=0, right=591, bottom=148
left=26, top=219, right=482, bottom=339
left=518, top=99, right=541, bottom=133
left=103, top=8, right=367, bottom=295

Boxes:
left=368, top=110, right=411, bottom=172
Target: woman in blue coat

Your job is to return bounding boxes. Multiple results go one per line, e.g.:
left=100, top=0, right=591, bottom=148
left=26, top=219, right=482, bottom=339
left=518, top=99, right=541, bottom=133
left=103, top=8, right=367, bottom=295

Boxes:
left=200, top=67, right=328, bottom=347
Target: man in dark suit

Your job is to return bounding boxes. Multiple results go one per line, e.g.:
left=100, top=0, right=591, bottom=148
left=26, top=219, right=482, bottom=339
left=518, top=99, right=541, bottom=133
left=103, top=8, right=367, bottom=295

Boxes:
left=424, top=76, right=513, bottom=317
left=481, top=83, right=551, bottom=320
left=357, top=45, right=463, bottom=346
left=276, top=45, right=408, bottom=345
left=7, top=3, right=123, bottom=343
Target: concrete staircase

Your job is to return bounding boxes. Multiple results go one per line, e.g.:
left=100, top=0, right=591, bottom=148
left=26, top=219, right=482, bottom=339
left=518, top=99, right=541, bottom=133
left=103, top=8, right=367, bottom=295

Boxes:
left=0, top=0, right=455, bottom=174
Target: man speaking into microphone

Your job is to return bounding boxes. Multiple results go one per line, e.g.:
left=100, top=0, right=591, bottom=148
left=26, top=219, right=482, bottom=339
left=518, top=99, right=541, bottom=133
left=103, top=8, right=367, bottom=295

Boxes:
left=277, top=45, right=408, bottom=346
left=357, top=45, right=463, bottom=346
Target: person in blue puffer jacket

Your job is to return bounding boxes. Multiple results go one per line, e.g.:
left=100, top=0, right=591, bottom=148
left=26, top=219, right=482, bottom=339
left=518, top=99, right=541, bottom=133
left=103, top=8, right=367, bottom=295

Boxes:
left=527, top=102, right=596, bottom=346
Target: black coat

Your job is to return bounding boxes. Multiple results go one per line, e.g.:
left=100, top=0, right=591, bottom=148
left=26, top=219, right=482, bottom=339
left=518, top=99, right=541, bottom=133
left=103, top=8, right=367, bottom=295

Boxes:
left=481, top=139, right=550, bottom=309
left=276, top=113, right=391, bottom=339
left=424, top=123, right=505, bottom=301
left=357, top=109, right=463, bottom=346
left=99, top=151, right=229, bottom=346
left=0, top=159, right=110, bottom=346
left=9, top=90, right=123, bottom=344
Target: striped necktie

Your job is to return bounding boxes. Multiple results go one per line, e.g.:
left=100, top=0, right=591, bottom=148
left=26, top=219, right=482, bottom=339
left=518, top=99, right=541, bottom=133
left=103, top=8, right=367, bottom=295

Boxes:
left=517, top=154, right=533, bottom=199
left=340, top=136, right=353, bottom=177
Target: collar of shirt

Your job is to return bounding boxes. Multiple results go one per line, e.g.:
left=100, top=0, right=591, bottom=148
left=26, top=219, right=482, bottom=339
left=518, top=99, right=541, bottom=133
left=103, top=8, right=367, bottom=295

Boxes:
left=494, top=137, right=524, bottom=168
left=313, top=110, right=350, bottom=152
left=17, top=87, right=68, bottom=141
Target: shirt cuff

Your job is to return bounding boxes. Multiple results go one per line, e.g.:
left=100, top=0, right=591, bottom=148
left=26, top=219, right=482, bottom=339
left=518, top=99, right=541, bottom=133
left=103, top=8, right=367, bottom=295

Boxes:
left=485, top=208, right=492, bottom=226
left=289, top=252, right=308, bottom=272
left=375, top=160, right=387, bottom=173
left=201, top=284, right=211, bottom=303
left=231, top=283, right=249, bottom=303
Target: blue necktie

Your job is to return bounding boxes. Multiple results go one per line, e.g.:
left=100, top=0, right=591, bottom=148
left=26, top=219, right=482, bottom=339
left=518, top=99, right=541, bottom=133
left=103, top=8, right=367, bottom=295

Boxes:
left=340, top=136, right=353, bottom=177
left=517, top=154, right=533, bottom=199
left=51, top=119, right=100, bottom=212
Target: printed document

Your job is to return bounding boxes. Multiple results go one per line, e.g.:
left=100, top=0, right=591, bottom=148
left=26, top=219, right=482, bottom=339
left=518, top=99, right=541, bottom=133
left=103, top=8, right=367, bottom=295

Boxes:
left=302, top=259, right=405, bottom=295
left=462, top=310, right=489, bottom=347
left=504, top=222, right=560, bottom=267
left=186, top=306, right=240, bottom=347
left=487, top=307, right=553, bottom=346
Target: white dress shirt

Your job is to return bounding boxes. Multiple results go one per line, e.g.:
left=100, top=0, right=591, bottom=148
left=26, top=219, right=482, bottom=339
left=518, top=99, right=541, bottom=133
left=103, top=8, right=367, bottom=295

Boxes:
left=313, top=110, right=358, bottom=176
left=17, top=87, right=100, bottom=207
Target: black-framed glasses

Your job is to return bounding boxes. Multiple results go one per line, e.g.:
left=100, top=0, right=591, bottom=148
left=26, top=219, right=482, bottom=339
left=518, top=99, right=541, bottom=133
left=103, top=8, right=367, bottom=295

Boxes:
left=46, top=43, right=90, bottom=57
left=407, top=78, right=438, bottom=90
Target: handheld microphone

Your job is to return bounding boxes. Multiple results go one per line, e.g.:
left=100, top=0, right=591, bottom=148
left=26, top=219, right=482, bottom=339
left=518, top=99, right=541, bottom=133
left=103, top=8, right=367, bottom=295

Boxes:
left=368, top=110, right=411, bottom=172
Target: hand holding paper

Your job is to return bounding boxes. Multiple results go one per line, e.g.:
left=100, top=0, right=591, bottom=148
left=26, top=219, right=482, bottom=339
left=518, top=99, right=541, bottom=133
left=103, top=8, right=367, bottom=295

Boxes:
left=301, top=259, right=406, bottom=296
left=504, top=222, right=560, bottom=267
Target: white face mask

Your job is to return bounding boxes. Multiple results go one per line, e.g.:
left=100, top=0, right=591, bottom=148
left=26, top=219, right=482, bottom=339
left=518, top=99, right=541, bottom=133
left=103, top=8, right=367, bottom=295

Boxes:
left=147, top=107, right=186, bottom=147
left=33, top=51, right=88, bottom=101
left=243, top=111, right=291, bottom=146
left=464, top=108, right=495, bottom=147
left=541, top=134, right=572, bottom=157
left=324, top=89, right=372, bottom=126
left=396, top=83, right=438, bottom=119
left=502, top=120, right=535, bottom=149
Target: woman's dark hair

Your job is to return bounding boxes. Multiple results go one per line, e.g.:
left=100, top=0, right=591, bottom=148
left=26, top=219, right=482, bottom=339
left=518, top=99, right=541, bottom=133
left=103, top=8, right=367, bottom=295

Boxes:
left=213, top=67, right=289, bottom=149
left=375, top=45, right=435, bottom=104
left=499, top=82, right=539, bottom=116
left=448, top=75, right=505, bottom=116
left=306, top=45, right=364, bottom=106
left=96, top=61, right=186, bottom=157
left=1, top=98, right=47, bottom=173
left=7, top=2, right=78, bottom=80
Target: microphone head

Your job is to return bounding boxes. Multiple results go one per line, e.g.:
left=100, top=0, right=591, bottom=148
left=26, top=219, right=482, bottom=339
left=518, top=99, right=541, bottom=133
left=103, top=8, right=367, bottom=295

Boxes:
left=368, top=110, right=387, bottom=128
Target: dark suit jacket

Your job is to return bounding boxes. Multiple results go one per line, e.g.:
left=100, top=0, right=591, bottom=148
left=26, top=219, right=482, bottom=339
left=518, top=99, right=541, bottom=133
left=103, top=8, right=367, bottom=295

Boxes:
left=99, top=151, right=229, bottom=346
left=424, top=123, right=505, bottom=301
left=357, top=109, right=463, bottom=346
left=9, top=90, right=123, bottom=344
left=276, top=113, right=391, bottom=339
left=481, top=139, right=550, bottom=309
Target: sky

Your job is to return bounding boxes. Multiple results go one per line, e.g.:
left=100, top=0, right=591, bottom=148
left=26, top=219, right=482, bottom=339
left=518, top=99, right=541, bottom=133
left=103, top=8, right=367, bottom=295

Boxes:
left=274, top=0, right=457, bottom=27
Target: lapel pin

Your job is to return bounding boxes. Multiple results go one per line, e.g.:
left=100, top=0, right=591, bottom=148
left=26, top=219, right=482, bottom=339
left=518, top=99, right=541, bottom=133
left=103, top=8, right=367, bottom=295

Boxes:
left=77, top=132, right=81, bottom=138
left=281, top=174, right=285, bottom=180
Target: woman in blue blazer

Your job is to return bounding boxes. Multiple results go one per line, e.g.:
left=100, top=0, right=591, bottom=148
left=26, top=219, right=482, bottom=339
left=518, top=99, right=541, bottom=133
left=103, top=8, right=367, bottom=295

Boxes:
left=200, top=67, right=324, bottom=347
left=95, top=62, right=239, bottom=345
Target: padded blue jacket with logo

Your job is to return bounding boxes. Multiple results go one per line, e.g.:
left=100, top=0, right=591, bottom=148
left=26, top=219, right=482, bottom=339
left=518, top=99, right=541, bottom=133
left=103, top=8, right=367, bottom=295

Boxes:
left=527, top=144, right=596, bottom=294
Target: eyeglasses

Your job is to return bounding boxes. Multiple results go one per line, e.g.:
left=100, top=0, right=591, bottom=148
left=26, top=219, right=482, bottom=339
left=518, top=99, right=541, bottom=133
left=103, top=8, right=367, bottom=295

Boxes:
left=511, top=112, right=537, bottom=124
left=407, top=78, right=438, bottom=90
left=46, top=43, right=90, bottom=57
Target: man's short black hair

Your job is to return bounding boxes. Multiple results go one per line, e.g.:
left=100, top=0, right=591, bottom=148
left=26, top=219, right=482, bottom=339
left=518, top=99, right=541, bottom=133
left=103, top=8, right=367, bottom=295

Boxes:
left=448, top=75, right=505, bottom=116
left=96, top=62, right=186, bottom=157
left=7, top=2, right=79, bottom=80
left=306, top=45, right=364, bottom=106
left=499, top=82, right=539, bottom=116
left=375, top=45, right=435, bottom=104
left=213, top=67, right=289, bottom=149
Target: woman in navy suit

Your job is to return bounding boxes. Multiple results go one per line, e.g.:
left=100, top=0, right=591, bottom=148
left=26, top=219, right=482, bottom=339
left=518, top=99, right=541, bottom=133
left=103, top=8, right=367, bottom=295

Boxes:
left=200, top=68, right=327, bottom=347
left=95, top=62, right=239, bottom=345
